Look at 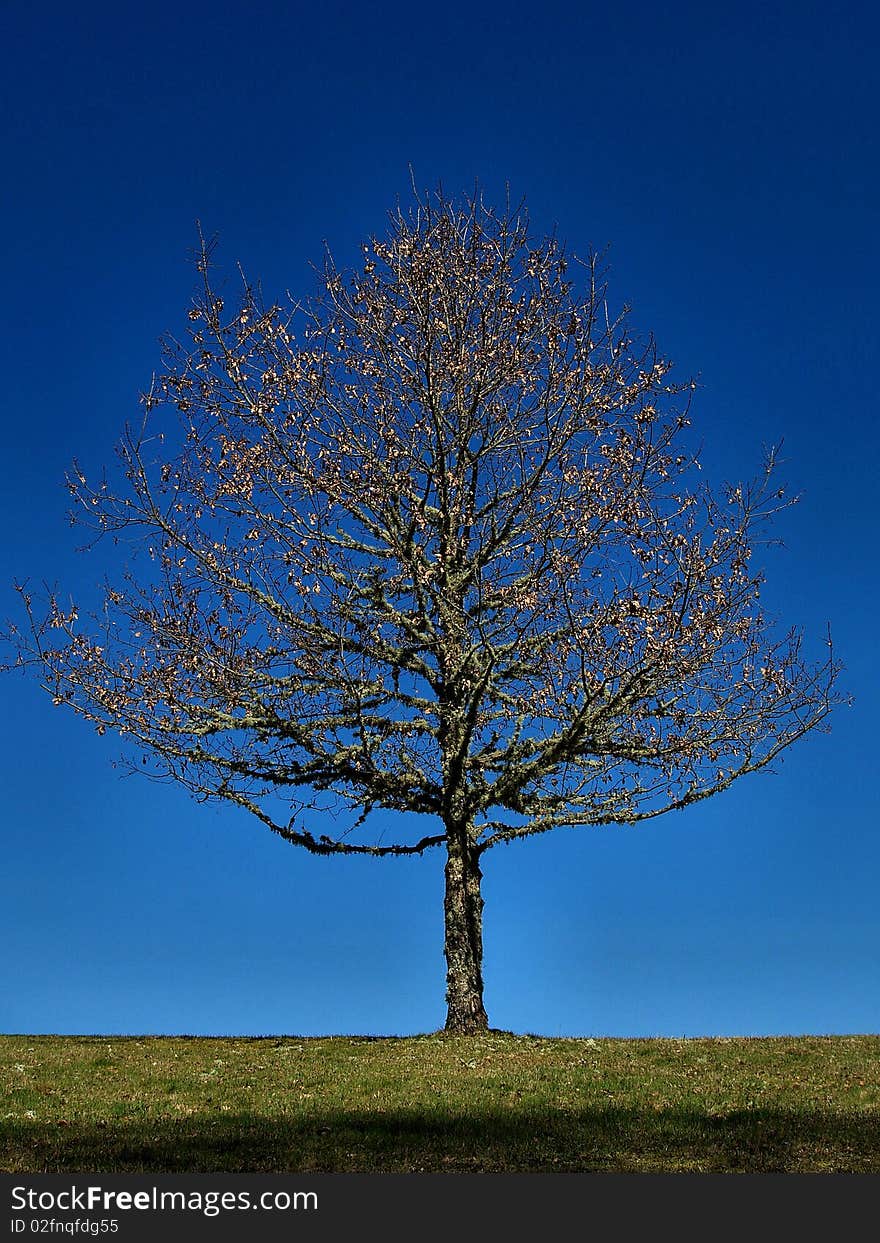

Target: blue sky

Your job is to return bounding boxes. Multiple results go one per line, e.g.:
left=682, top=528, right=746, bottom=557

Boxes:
left=1, top=0, right=877, bottom=1037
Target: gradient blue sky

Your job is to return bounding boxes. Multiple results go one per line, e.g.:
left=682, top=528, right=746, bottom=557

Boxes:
left=1, top=1, right=877, bottom=1038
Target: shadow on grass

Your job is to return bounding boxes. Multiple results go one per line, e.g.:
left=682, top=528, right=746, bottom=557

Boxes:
left=3, top=1105, right=878, bottom=1173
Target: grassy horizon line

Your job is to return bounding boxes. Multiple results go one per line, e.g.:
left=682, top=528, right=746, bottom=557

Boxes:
left=4, top=1029, right=878, bottom=1039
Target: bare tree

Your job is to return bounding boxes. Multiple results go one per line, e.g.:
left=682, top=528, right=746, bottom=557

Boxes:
left=5, top=188, right=844, bottom=1033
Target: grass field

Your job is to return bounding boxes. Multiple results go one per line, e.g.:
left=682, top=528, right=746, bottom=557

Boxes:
left=2, top=1032, right=878, bottom=1173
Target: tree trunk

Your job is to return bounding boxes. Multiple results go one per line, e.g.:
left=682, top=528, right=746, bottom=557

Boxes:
left=443, top=825, right=489, bottom=1033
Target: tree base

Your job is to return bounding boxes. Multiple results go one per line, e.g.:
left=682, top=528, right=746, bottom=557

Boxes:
left=443, top=1005, right=490, bottom=1035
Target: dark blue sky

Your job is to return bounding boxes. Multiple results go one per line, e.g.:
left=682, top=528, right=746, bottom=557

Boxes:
left=2, top=0, right=877, bottom=1036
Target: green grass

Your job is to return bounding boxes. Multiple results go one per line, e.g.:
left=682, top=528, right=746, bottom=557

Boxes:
left=2, top=1033, right=878, bottom=1172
